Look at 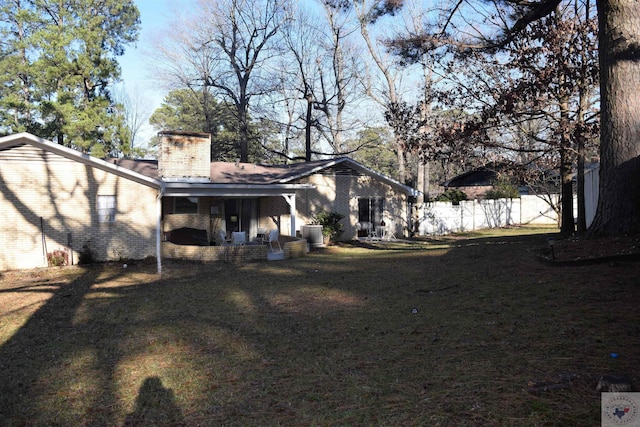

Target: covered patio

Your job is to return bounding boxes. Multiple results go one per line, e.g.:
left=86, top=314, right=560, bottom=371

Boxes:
left=159, top=181, right=313, bottom=264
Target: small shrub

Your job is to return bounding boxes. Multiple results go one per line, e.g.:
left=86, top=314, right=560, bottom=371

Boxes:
left=78, top=243, right=94, bottom=265
left=47, top=249, right=68, bottom=267
left=111, top=244, right=126, bottom=261
left=310, top=211, right=345, bottom=242
left=435, top=189, right=468, bottom=205
left=484, top=181, right=520, bottom=199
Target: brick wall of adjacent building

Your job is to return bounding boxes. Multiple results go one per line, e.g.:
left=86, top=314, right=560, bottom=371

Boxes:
left=158, top=132, right=211, bottom=180
left=0, top=145, right=158, bottom=271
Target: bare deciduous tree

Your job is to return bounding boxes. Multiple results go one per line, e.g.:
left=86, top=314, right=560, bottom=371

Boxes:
left=434, top=4, right=599, bottom=234
left=313, top=2, right=363, bottom=155
left=112, top=83, right=152, bottom=157
left=152, top=0, right=291, bottom=162
left=390, top=0, right=640, bottom=236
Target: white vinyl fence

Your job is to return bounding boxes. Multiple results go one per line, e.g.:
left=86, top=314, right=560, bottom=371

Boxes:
left=416, top=195, right=560, bottom=235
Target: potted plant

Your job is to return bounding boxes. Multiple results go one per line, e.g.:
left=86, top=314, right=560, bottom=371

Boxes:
left=310, top=211, right=344, bottom=245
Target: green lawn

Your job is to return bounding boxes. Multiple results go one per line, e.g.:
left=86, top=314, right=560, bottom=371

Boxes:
left=0, top=226, right=638, bottom=426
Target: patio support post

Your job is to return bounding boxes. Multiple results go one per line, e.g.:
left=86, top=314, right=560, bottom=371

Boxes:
left=156, top=185, right=165, bottom=275
left=283, top=194, right=296, bottom=237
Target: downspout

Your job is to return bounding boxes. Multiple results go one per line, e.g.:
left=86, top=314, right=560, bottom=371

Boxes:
left=40, top=217, right=48, bottom=267
left=156, top=183, right=165, bottom=275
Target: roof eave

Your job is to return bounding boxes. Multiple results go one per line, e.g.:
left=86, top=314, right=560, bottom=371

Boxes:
left=162, top=182, right=315, bottom=197
left=279, top=157, right=421, bottom=197
left=0, top=133, right=162, bottom=189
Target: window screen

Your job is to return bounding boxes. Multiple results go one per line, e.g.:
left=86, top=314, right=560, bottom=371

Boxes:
left=97, top=195, right=116, bottom=223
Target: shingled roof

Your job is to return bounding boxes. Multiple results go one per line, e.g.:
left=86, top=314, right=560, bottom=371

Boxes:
left=110, top=157, right=419, bottom=196
left=441, top=167, right=497, bottom=188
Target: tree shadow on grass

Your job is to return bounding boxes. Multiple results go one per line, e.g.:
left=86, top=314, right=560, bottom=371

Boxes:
left=1, top=230, right=638, bottom=426
left=0, top=265, right=122, bottom=425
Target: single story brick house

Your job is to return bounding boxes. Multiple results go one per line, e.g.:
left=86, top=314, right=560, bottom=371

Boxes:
left=0, top=131, right=418, bottom=272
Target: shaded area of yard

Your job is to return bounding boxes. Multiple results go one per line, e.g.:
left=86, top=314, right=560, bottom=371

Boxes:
left=0, top=226, right=638, bottom=426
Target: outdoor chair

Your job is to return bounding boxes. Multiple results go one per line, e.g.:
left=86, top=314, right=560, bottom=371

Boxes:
left=256, top=227, right=267, bottom=244
left=232, top=231, right=247, bottom=245
left=218, top=229, right=232, bottom=245
left=265, top=229, right=282, bottom=252
left=384, top=222, right=397, bottom=240
left=367, top=223, right=381, bottom=241
left=357, top=221, right=377, bottom=241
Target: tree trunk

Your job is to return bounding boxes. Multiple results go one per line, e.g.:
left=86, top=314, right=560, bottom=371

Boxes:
left=424, top=161, right=430, bottom=201
left=560, top=144, right=575, bottom=234
left=417, top=161, right=425, bottom=204
left=576, top=137, right=587, bottom=233
left=558, top=90, right=575, bottom=235
left=397, top=144, right=406, bottom=184
left=416, top=160, right=430, bottom=203
left=576, top=79, right=591, bottom=233
left=238, top=97, right=249, bottom=163
left=305, top=94, right=313, bottom=162
left=591, top=0, right=640, bottom=235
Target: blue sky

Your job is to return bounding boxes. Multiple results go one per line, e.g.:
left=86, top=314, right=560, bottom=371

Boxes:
left=118, top=0, right=190, bottom=144
left=119, top=0, right=174, bottom=99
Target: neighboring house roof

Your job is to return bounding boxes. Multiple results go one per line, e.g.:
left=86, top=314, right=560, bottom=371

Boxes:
left=442, top=167, right=497, bottom=188
left=443, top=163, right=601, bottom=188
left=0, top=132, right=161, bottom=189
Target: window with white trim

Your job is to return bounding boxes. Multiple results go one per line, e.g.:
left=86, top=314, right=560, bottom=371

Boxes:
left=97, top=195, right=116, bottom=223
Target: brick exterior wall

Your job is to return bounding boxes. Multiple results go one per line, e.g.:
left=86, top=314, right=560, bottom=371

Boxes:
left=283, top=237, right=307, bottom=258
left=161, top=238, right=307, bottom=263
left=0, top=145, right=158, bottom=271
left=162, top=242, right=268, bottom=263
left=293, top=173, right=408, bottom=240
left=451, top=185, right=493, bottom=200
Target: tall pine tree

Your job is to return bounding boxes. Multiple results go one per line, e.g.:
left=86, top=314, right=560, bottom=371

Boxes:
left=0, top=0, right=139, bottom=156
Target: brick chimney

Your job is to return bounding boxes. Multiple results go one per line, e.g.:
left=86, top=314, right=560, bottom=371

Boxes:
left=158, top=131, right=211, bottom=181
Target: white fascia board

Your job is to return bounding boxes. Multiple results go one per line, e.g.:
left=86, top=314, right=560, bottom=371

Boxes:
left=0, top=132, right=162, bottom=189
left=276, top=160, right=341, bottom=183
left=345, top=160, right=422, bottom=197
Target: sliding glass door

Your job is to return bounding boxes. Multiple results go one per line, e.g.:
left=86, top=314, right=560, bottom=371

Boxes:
left=358, top=198, right=384, bottom=236
left=224, top=199, right=258, bottom=237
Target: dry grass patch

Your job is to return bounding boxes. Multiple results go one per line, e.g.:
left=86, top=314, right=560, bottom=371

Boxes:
left=0, top=226, right=638, bottom=426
